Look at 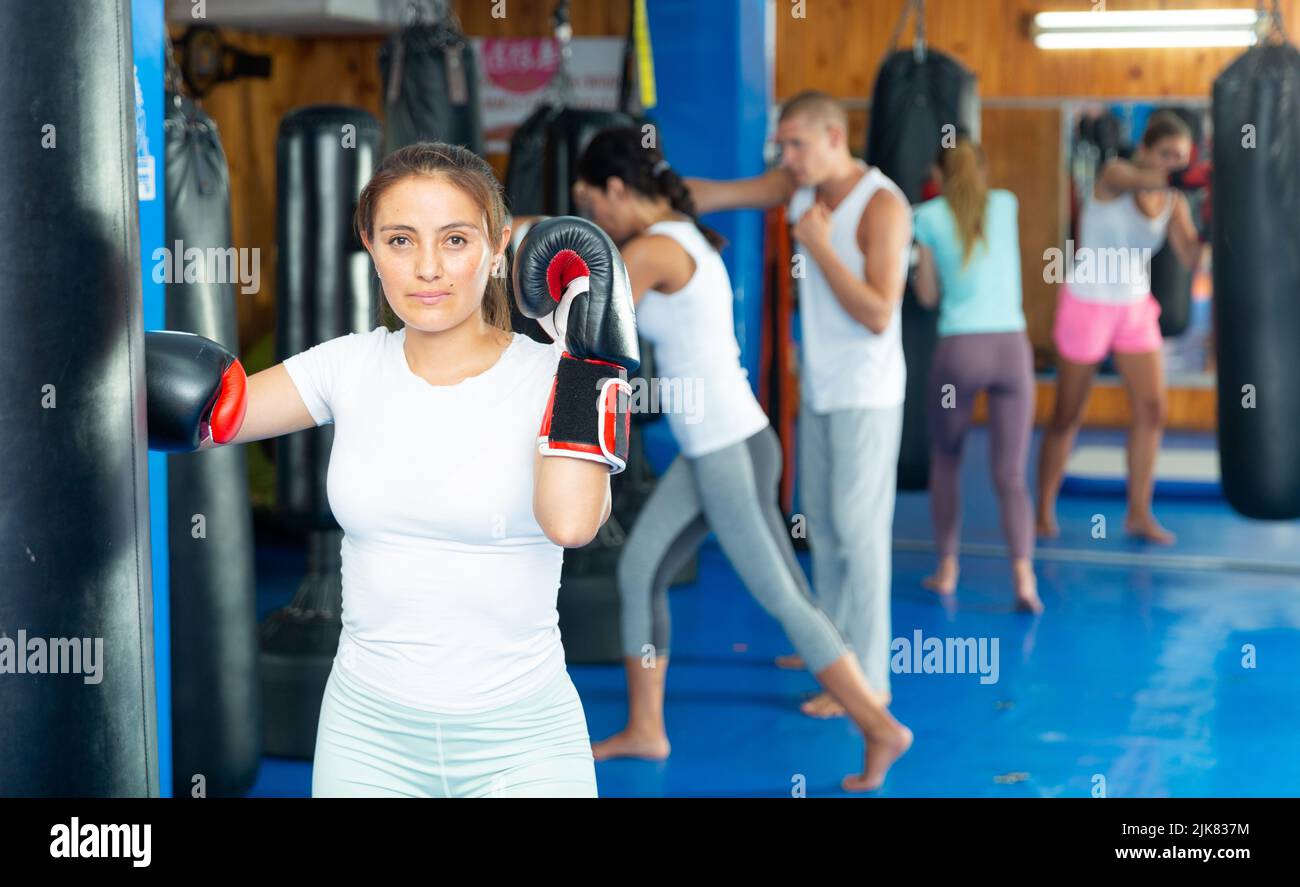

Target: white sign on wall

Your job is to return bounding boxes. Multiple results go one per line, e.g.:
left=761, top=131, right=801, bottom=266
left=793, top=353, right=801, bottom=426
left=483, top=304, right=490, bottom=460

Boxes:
left=474, top=37, right=624, bottom=153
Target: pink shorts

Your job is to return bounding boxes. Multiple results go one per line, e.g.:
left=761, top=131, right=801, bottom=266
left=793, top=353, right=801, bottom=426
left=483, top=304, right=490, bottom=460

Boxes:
left=1052, top=285, right=1163, bottom=365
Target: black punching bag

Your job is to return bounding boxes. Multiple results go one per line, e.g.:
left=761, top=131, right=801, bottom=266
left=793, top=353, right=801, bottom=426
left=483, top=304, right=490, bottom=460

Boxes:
left=867, top=49, right=978, bottom=491
left=1150, top=241, right=1193, bottom=337
left=263, top=105, right=380, bottom=758
left=543, top=109, right=638, bottom=216
left=0, top=0, right=158, bottom=796
left=380, top=16, right=483, bottom=156
left=503, top=104, right=562, bottom=215
left=1150, top=107, right=1204, bottom=339
left=504, top=108, right=636, bottom=216
left=1212, top=42, right=1300, bottom=519
left=163, top=92, right=261, bottom=797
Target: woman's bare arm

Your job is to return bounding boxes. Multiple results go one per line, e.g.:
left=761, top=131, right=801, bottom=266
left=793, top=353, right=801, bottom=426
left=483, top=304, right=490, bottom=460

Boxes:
left=1097, top=159, right=1168, bottom=197
left=533, top=449, right=611, bottom=548
left=1165, top=192, right=1205, bottom=270
left=198, top=363, right=317, bottom=450
left=913, top=243, right=941, bottom=310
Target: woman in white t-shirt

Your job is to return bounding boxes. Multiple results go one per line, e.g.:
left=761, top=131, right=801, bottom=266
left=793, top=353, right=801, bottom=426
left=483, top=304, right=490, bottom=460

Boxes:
left=1036, top=111, right=1206, bottom=545
left=199, top=142, right=637, bottom=797
left=571, top=128, right=912, bottom=793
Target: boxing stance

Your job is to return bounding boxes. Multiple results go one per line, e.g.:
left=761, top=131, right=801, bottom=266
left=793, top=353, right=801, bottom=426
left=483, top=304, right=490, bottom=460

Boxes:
left=911, top=137, right=1041, bottom=613
left=687, top=91, right=912, bottom=718
left=146, top=141, right=637, bottom=798
left=1036, top=111, right=1207, bottom=545
left=568, top=127, right=911, bottom=791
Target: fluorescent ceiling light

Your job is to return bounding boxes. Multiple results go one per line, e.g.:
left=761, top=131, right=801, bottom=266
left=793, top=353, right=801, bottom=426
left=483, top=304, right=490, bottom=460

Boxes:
left=1033, top=8, right=1261, bottom=49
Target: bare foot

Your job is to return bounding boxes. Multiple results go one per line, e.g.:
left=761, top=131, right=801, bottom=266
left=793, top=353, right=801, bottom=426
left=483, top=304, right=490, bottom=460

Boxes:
left=591, top=728, right=671, bottom=762
left=1035, top=512, right=1059, bottom=539
left=843, top=723, right=913, bottom=792
left=802, top=689, right=889, bottom=718
left=801, top=691, right=846, bottom=718
left=1125, top=514, right=1176, bottom=545
left=775, top=654, right=805, bottom=670
left=1013, top=564, right=1044, bottom=614
left=922, top=556, right=959, bottom=595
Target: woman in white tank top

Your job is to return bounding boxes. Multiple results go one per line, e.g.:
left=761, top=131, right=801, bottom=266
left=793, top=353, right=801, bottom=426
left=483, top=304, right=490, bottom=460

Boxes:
left=561, top=128, right=912, bottom=792
left=1037, top=111, right=1207, bottom=545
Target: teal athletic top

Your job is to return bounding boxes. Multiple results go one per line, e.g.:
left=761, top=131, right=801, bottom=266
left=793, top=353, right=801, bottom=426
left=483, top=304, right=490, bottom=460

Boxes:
left=912, top=188, right=1026, bottom=337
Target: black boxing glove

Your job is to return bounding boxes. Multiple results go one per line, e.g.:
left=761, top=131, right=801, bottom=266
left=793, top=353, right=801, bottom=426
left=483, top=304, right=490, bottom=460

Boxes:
left=145, top=330, right=247, bottom=451
left=513, top=216, right=640, bottom=473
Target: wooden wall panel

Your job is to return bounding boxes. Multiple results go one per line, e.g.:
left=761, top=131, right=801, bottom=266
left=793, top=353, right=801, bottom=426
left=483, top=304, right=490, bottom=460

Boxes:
left=180, top=1, right=628, bottom=355
left=181, top=31, right=387, bottom=353
left=980, top=106, right=1063, bottom=365
left=777, top=0, right=1300, bottom=100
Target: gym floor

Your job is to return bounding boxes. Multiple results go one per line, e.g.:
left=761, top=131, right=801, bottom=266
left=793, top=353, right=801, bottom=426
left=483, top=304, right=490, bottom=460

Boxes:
left=246, top=427, right=1300, bottom=798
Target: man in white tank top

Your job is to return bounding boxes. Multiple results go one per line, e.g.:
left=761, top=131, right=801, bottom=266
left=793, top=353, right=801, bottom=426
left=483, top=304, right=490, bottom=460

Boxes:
left=687, top=91, right=913, bottom=713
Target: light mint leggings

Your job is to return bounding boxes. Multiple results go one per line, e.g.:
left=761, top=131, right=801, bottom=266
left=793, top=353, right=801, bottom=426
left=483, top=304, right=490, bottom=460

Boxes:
left=618, top=424, right=846, bottom=673
left=311, top=664, right=597, bottom=798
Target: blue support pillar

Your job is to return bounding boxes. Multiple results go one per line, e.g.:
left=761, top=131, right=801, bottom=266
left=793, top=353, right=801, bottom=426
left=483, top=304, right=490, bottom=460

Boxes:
left=133, top=0, right=171, bottom=797
left=642, top=0, right=774, bottom=473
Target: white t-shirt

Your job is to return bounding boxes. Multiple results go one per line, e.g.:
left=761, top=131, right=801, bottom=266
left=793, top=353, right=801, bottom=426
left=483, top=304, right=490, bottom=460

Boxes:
left=282, top=326, right=568, bottom=714
left=788, top=162, right=910, bottom=413
left=1068, top=192, right=1174, bottom=304
left=635, top=220, right=770, bottom=457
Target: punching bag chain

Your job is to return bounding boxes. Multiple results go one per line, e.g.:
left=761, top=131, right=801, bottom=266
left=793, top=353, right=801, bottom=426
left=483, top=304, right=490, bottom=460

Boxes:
left=887, top=0, right=929, bottom=63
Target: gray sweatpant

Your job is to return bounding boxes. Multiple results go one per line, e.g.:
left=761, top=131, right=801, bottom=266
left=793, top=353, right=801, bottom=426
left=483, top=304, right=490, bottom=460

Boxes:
left=618, top=425, right=846, bottom=674
left=798, top=403, right=903, bottom=695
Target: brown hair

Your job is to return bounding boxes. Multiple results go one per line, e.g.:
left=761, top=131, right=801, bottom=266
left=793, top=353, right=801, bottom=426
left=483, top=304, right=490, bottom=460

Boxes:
left=355, top=141, right=510, bottom=332
left=937, top=137, right=988, bottom=267
left=778, top=90, right=848, bottom=132
left=1141, top=110, right=1193, bottom=150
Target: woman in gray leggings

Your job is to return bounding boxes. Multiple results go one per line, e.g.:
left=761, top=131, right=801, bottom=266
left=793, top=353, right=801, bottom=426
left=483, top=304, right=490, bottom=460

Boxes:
left=569, top=128, right=911, bottom=791
left=913, top=137, right=1041, bottom=612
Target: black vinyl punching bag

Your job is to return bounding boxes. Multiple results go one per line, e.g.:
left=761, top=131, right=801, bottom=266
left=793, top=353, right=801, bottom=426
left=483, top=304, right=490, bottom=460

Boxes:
left=504, top=108, right=636, bottom=216
left=163, top=92, right=261, bottom=797
left=867, top=49, right=979, bottom=491
left=1150, top=241, right=1193, bottom=338
left=1150, top=107, right=1204, bottom=339
left=380, top=16, right=484, bottom=156
left=1212, top=42, right=1300, bottom=519
left=503, top=104, right=562, bottom=215
left=263, top=105, right=380, bottom=757
left=0, top=0, right=159, bottom=796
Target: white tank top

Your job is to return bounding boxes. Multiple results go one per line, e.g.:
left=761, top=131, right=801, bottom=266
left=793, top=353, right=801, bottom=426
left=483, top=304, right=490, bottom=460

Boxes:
left=788, top=162, right=910, bottom=413
left=633, top=220, right=770, bottom=458
left=1068, top=191, right=1173, bottom=304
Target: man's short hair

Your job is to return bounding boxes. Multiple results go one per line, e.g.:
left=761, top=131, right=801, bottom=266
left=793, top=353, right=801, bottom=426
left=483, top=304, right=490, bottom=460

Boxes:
left=778, top=90, right=848, bottom=132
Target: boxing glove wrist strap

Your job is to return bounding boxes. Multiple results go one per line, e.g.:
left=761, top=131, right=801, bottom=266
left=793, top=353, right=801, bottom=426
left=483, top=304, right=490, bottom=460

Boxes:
left=538, top=352, right=632, bottom=474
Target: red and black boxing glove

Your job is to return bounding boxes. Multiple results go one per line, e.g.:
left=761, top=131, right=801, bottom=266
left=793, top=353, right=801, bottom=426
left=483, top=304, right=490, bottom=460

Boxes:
left=512, top=216, right=640, bottom=474
left=144, top=330, right=247, bottom=451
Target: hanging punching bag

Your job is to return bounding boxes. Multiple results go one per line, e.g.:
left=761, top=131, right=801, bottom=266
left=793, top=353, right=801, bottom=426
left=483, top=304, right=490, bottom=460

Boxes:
left=1150, top=241, right=1193, bottom=337
left=1212, top=40, right=1300, bottom=519
left=264, top=105, right=380, bottom=757
left=1150, top=107, right=1204, bottom=339
left=867, top=47, right=979, bottom=490
left=543, top=109, right=638, bottom=215
left=163, top=92, right=261, bottom=797
left=379, top=14, right=483, bottom=156
left=0, top=0, right=158, bottom=796
left=505, top=104, right=562, bottom=215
